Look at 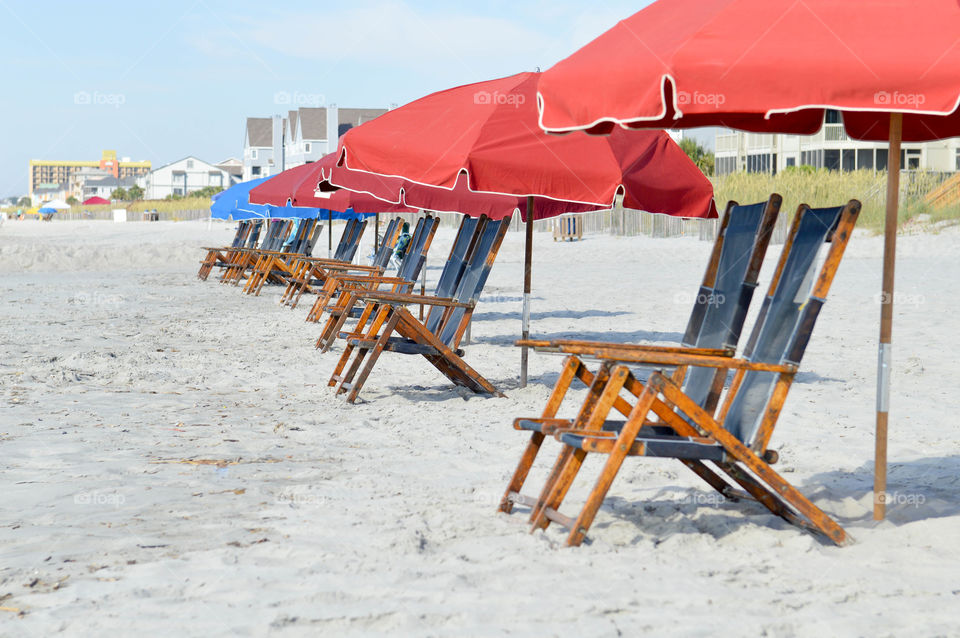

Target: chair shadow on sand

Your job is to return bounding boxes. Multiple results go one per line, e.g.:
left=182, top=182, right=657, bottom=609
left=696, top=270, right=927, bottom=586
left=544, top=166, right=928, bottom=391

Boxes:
left=577, top=456, right=960, bottom=545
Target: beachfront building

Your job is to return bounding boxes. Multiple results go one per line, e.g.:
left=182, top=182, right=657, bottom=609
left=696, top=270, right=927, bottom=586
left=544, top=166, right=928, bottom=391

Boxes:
left=138, top=157, right=236, bottom=199
left=715, top=110, right=960, bottom=175
left=29, top=150, right=150, bottom=199
left=216, top=158, right=243, bottom=184
left=242, top=106, right=388, bottom=181
left=82, top=175, right=138, bottom=201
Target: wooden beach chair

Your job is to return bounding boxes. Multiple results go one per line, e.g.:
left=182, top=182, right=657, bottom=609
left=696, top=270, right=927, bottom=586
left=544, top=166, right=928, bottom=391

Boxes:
left=312, top=215, right=482, bottom=351
left=220, top=219, right=292, bottom=284
left=329, top=216, right=509, bottom=403
left=311, top=215, right=441, bottom=350
left=198, top=220, right=256, bottom=280
left=515, top=200, right=860, bottom=547
left=287, top=217, right=401, bottom=311
left=500, top=196, right=782, bottom=518
left=242, top=218, right=323, bottom=295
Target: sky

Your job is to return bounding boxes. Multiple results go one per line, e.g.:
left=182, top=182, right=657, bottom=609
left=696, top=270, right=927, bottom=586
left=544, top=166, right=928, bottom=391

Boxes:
left=0, top=0, right=713, bottom=199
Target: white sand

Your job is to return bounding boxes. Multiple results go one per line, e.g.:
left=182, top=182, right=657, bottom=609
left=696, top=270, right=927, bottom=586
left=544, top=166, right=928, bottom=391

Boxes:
left=1, top=218, right=958, bottom=636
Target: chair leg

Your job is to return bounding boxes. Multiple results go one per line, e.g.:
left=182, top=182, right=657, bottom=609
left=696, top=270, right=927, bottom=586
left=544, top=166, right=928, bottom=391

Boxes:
left=499, top=356, right=587, bottom=514
left=343, top=312, right=401, bottom=403
left=530, top=366, right=630, bottom=531
left=319, top=292, right=357, bottom=353
left=565, top=382, right=658, bottom=546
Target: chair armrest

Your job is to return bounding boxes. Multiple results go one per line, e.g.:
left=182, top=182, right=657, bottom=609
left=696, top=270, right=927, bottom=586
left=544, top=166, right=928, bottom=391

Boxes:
left=356, top=291, right=472, bottom=308
left=517, top=340, right=793, bottom=373
left=516, top=339, right=734, bottom=358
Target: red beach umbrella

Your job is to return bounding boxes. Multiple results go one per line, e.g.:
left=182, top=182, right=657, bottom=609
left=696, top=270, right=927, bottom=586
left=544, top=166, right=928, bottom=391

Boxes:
left=82, top=196, right=110, bottom=205
left=535, top=0, right=960, bottom=519
left=327, top=71, right=717, bottom=385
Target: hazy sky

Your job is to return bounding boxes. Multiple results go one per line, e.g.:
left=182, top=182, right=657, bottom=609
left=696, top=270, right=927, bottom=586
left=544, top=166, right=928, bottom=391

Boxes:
left=1, top=0, right=713, bottom=199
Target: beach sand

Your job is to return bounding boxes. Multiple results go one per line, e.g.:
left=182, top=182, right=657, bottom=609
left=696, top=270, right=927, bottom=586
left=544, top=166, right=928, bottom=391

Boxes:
left=1, top=219, right=959, bottom=636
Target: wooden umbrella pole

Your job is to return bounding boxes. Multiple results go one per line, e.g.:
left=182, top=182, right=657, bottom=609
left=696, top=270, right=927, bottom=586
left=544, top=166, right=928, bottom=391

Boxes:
left=875, top=112, right=902, bottom=521
left=520, top=196, right=534, bottom=388
left=327, top=211, right=332, bottom=258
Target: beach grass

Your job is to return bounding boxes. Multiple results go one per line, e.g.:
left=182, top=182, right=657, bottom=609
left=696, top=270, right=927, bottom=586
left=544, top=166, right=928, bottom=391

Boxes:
left=711, top=169, right=958, bottom=232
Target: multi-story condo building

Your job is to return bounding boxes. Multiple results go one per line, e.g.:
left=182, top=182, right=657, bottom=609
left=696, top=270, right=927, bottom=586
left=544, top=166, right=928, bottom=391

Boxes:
left=715, top=110, right=960, bottom=175
left=29, top=150, right=150, bottom=197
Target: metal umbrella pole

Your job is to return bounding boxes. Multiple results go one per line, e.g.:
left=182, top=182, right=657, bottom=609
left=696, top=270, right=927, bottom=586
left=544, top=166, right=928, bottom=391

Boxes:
left=520, top=196, right=534, bottom=388
left=875, top=112, right=902, bottom=520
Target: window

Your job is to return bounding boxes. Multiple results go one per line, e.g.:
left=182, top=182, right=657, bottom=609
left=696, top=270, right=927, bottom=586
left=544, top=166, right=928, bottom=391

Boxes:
left=906, top=150, right=921, bottom=170
left=304, top=142, right=311, bottom=153
left=825, top=109, right=842, bottom=124
left=955, top=149, right=960, bottom=171
left=824, top=149, right=840, bottom=171
left=858, top=149, right=874, bottom=170
left=785, top=157, right=796, bottom=167
left=186, top=159, right=194, bottom=169
left=251, top=149, right=258, bottom=160
left=842, top=149, right=856, bottom=172
left=251, top=166, right=261, bottom=176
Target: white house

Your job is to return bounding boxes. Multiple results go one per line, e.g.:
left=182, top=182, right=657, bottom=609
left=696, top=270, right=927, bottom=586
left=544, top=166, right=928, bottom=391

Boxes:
left=242, top=107, right=388, bottom=179
left=139, top=156, right=234, bottom=199
left=242, top=117, right=276, bottom=181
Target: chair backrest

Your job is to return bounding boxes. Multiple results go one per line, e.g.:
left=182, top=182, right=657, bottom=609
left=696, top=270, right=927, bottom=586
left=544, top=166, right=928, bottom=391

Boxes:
left=305, top=223, right=323, bottom=256
left=288, top=219, right=317, bottom=254
left=372, top=217, right=402, bottom=270
left=394, top=215, right=440, bottom=284
left=230, top=221, right=250, bottom=248
left=435, top=216, right=483, bottom=298
left=721, top=200, right=861, bottom=445
left=245, top=220, right=263, bottom=248
left=334, top=219, right=368, bottom=262
left=435, top=217, right=510, bottom=348
left=258, top=220, right=284, bottom=251
left=680, top=196, right=780, bottom=408
left=422, top=215, right=485, bottom=335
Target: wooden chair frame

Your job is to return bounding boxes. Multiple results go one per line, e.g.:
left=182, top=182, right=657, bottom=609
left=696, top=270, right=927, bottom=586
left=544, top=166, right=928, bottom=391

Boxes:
left=499, top=196, right=782, bottom=517
left=328, top=216, right=510, bottom=403
left=516, top=201, right=860, bottom=547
